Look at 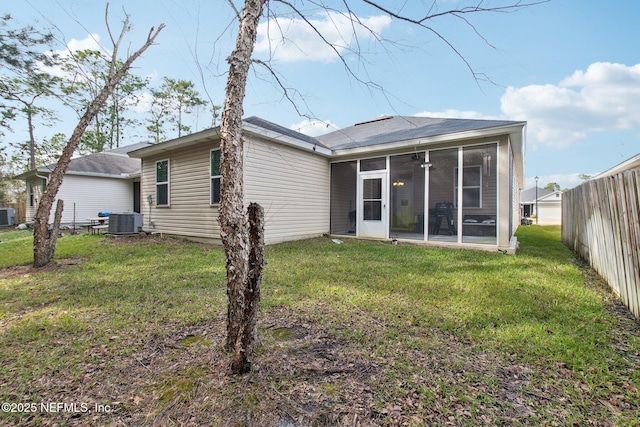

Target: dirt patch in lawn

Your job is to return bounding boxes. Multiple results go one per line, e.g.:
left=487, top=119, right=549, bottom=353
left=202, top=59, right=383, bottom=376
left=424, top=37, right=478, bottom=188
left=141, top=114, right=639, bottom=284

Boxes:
left=0, top=257, right=85, bottom=279
left=5, top=300, right=639, bottom=426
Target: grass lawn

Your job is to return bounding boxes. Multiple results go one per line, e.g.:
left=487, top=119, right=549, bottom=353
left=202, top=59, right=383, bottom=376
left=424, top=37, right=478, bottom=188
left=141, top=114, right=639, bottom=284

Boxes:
left=0, top=226, right=638, bottom=426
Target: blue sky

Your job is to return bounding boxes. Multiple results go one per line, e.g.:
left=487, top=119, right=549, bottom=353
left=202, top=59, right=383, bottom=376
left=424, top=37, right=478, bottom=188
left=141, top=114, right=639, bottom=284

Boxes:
left=5, top=0, right=640, bottom=190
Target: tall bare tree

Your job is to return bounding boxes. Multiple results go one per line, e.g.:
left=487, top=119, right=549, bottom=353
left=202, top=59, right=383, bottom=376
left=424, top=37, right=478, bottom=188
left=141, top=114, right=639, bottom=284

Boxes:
left=218, top=0, right=543, bottom=374
left=220, top=0, right=267, bottom=375
left=33, top=6, right=164, bottom=267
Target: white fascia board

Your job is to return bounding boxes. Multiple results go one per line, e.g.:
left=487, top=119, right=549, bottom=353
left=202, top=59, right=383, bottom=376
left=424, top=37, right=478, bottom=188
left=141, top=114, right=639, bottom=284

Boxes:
left=242, top=122, right=333, bottom=157
left=66, top=171, right=136, bottom=179
left=128, top=123, right=333, bottom=159
left=13, top=169, right=135, bottom=180
left=537, top=191, right=562, bottom=202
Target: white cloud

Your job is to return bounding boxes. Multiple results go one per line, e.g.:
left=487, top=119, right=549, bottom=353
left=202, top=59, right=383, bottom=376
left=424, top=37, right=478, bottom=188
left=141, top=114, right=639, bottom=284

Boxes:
left=130, top=91, right=154, bottom=113
left=290, top=119, right=340, bottom=136
left=255, top=11, right=391, bottom=63
left=65, top=34, right=103, bottom=53
left=501, top=62, right=640, bottom=148
left=40, top=34, right=106, bottom=78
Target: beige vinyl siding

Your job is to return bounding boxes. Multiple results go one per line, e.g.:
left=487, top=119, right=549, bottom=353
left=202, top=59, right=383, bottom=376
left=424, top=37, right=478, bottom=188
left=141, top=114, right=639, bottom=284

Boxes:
left=509, top=139, right=521, bottom=238
left=140, top=135, right=330, bottom=244
left=244, top=135, right=330, bottom=244
left=140, top=142, right=221, bottom=242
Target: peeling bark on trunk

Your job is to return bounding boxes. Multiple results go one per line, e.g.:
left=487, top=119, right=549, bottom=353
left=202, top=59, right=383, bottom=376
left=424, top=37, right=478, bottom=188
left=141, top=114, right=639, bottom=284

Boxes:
left=220, top=0, right=266, bottom=375
left=32, top=17, right=164, bottom=268
left=33, top=199, right=63, bottom=267
left=230, top=202, right=264, bottom=374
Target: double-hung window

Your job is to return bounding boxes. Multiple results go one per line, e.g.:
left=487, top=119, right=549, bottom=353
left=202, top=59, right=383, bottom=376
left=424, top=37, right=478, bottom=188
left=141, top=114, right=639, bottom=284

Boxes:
left=210, top=149, right=221, bottom=204
left=156, top=159, right=169, bottom=206
left=28, top=181, right=35, bottom=207
left=454, top=166, right=482, bottom=208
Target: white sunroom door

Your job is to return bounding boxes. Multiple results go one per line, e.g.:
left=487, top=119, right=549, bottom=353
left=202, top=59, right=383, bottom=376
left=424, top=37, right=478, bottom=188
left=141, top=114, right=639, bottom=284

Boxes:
left=358, top=172, right=388, bottom=238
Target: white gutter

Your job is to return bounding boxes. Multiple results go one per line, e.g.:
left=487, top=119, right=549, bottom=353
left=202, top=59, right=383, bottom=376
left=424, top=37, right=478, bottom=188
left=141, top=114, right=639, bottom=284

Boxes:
left=129, top=122, right=333, bottom=159
left=128, top=128, right=222, bottom=158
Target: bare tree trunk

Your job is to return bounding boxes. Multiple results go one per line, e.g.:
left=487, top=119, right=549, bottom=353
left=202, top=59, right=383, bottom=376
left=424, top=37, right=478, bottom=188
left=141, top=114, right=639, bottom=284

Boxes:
left=230, top=202, right=264, bottom=373
left=220, top=0, right=266, bottom=375
left=27, top=107, right=36, bottom=170
left=32, top=10, right=164, bottom=268
left=33, top=199, right=63, bottom=267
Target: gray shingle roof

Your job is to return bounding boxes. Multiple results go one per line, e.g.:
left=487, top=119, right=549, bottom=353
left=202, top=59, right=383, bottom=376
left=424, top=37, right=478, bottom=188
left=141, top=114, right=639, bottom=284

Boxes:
left=520, top=187, right=552, bottom=203
left=39, top=144, right=152, bottom=176
left=317, top=116, right=525, bottom=150
left=106, top=141, right=154, bottom=155
left=243, top=116, right=327, bottom=148
left=60, top=152, right=141, bottom=176
left=12, top=143, right=151, bottom=180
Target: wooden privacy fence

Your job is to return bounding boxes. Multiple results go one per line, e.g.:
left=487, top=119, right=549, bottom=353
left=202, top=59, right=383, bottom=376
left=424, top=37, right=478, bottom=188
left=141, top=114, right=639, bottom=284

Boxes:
left=562, top=169, right=640, bottom=320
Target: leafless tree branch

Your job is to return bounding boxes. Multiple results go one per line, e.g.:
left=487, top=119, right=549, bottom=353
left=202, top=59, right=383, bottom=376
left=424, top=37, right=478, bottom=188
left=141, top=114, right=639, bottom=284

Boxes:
left=252, top=58, right=311, bottom=119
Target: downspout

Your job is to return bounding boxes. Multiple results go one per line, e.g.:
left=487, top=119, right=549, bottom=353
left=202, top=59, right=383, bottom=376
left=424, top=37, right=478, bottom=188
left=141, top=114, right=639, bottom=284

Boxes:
left=34, top=172, right=49, bottom=215
left=35, top=172, right=49, bottom=182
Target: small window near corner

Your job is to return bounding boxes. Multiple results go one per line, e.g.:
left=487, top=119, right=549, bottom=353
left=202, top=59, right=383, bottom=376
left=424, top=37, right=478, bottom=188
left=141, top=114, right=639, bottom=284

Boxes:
left=28, top=181, right=35, bottom=207
left=211, top=149, right=221, bottom=204
left=156, top=159, right=169, bottom=206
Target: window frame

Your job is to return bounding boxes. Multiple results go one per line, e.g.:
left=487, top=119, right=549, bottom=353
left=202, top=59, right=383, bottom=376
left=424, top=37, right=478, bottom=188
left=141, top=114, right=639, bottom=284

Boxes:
left=155, top=159, right=170, bottom=207
left=454, top=165, right=482, bottom=209
left=28, top=181, right=35, bottom=207
left=210, top=149, right=221, bottom=205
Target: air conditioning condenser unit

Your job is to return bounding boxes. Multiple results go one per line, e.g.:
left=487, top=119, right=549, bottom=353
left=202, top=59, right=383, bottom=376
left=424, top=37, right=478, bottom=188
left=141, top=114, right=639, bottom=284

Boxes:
left=0, top=208, right=16, bottom=226
left=108, top=212, right=143, bottom=235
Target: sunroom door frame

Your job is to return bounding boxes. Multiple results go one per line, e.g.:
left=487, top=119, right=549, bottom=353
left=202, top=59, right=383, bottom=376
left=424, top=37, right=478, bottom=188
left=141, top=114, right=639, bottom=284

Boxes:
left=357, top=170, right=388, bottom=239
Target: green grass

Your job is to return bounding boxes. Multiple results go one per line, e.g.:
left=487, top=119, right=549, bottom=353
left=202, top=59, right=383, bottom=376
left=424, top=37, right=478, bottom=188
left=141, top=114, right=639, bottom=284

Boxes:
left=0, top=226, right=638, bottom=425
left=266, top=227, right=610, bottom=367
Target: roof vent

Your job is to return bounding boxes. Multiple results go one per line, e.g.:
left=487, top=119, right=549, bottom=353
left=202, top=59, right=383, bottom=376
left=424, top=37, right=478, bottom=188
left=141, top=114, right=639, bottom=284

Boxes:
left=354, top=115, right=393, bottom=126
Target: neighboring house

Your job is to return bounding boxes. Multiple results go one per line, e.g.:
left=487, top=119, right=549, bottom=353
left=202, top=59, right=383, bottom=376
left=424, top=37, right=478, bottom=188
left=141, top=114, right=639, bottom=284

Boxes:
left=129, top=115, right=526, bottom=252
left=591, top=152, right=640, bottom=179
left=536, top=191, right=563, bottom=225
left=14, top=142, right=152, bottom=225
left=520, top=187, right=563, bottom=225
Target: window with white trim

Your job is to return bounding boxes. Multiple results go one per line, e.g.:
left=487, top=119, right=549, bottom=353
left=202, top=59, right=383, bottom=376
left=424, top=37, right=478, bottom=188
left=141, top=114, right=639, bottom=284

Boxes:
left=28, top=181, right=35, bottom=207
left=454, top=165, right=482, bottom=208
left=210, top=149, right=221, bottom=204
left=156, top=159, right=169, bottom=206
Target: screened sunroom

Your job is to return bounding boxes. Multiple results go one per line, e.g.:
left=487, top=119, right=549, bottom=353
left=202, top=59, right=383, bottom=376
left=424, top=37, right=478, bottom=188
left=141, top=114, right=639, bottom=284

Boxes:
left=329, top=142, right=501, bottom=247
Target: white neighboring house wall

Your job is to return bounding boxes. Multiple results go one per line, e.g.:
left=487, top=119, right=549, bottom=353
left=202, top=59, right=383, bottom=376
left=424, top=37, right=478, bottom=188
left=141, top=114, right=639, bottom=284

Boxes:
left=55, top=174, right=134, bottom=224
left=26, top=174, right=135, bottom=225
left=536, top=191, right=562, bottom=225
